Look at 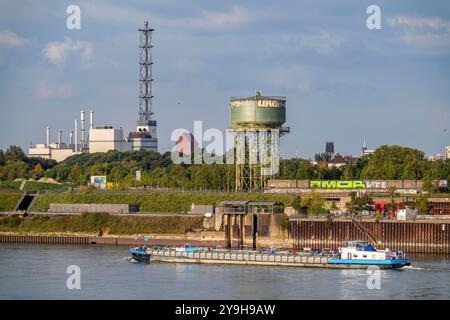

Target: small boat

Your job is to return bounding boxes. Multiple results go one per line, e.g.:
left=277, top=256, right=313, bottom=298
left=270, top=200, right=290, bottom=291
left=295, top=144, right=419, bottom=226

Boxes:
left=327, top=240, right=410, bottom=269
left=129, top=245, right=151, bottom=263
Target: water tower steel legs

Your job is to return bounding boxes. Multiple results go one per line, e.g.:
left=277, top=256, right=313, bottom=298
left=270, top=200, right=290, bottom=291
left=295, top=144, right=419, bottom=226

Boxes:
left=234, top=129, right=279, bottom=191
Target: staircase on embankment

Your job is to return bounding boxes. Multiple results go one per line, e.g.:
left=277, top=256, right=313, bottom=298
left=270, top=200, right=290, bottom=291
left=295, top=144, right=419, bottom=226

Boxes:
left=13, top=191, right=39, bottom=212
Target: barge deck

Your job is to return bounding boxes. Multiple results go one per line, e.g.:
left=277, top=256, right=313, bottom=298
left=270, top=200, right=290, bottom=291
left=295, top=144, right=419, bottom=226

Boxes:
left=147, top=248, right=402, bottom=269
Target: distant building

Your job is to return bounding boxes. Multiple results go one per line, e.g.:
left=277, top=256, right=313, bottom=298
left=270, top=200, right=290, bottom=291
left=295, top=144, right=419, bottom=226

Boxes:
left=325, top=141, right=334, bottom=158
left=428, top=153, right=444, bottom=161
left=328, top=154, right=358, bottom=168
left=89, top=126, right=130, bottom=153
left=445, top=146, right=450, bottom=160
left=28, top=127, right=81, bottom=162
left=361, top=141, right=375, bottom=157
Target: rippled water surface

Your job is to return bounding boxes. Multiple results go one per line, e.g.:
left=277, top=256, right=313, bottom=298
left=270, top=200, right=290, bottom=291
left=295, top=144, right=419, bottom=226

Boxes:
left=0, top=244, right=449, bottom=299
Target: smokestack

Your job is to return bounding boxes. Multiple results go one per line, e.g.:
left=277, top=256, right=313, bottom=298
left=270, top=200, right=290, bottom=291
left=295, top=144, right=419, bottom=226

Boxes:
left=69, top=130, right=74, bottom=150
left=46, top=127, right=50, bottom=147
left=57, top=130, right=62, bottom=148
left=90, top=110, right=94, bottom=130
left=74, top=120, right=78, bottom=151
left=80, top=110, right=85, bottom=149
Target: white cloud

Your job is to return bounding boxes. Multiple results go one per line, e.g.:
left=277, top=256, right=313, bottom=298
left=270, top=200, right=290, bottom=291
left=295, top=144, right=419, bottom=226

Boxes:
left=82, top=1, right=147, bottom=26
left=83, top=2, right=253, bottom=31
left=35, top=80, right=73, bottom=99
left=402, top=33, right=450, bottom=47
left=42, top=37, right=93, bottom=65
left=282, top=31, right=346, bottom=55
left=390, top=15, right=450, bottom=52
left=390, top=16, right=450, bottom=31
left=187, top=6, right=252, bottom=30
left=0, top=30, right=26, bottom=47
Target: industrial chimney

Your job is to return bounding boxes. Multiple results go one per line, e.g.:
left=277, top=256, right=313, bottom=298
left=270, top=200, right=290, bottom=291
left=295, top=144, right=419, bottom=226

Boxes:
left=69, top=130, right=74, bottom=150
left=46, top=127, right=50, bottom=147
left=74, top=120, right=78, bottom=151
left=90, top=110, right=94, bottom=130
left=57, top=130, right=62, bottom=148
left=80, top=110, right=85, bottom=150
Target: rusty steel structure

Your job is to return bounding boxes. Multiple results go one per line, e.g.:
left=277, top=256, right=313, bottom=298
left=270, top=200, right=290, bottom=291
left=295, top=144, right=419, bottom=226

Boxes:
left=290, top=218, right=450, bottom=254
left=0, top=235, right=90, bottom=245
left=217, top=200, right=284, bottom=249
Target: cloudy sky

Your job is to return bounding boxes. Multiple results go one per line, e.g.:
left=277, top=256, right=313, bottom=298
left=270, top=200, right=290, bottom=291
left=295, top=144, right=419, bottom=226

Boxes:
left=0, top=0, right=449, bottom=159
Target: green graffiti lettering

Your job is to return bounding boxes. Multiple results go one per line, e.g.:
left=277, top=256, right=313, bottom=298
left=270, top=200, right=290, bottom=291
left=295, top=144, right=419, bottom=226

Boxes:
left=337, top=181, right=352, bottom=188
left=322, top=181, right=337, bottom=188
left=353, top=181, right=365, bottom=188
left=310, top=181, right=321, bottom=188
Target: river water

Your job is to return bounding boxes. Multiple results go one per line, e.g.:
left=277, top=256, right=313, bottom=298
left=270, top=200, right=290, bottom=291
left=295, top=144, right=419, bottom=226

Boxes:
left=0, top=244, right=449, bottom=299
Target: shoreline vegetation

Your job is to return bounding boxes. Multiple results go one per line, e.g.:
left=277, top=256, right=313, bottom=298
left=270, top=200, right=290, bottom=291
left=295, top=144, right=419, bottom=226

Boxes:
left=0, top=212, right=204, bottom=235
left=0, top=190, right=297, bottom=212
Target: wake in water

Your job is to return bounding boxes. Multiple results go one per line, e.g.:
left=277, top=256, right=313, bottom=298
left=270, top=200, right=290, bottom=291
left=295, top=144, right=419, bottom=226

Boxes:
left=402, top=265, right=450, bottom=272
left=123, top=257, right=139, bottom=263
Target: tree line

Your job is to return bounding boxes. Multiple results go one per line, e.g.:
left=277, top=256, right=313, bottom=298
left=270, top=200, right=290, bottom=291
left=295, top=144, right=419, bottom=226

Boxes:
left=0, top=144, right=449, bottom=191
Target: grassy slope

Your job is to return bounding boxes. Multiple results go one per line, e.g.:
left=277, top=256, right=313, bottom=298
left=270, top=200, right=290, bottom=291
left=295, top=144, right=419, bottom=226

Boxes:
left=0, top=193, right=21, bottom=211
left=0, top=213, right=204, bottom=235
left=32, top=191, right=296, bottom=212
left=0, top=181, right=67, bottom=192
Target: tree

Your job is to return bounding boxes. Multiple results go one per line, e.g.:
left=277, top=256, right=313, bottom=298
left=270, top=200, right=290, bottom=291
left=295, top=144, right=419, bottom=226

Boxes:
left=290, top=196, right=302, bottom=212
left=33, top=163, right=44, bottom=178
left=415, top=195, right=432, bottom=214
left=422, top=177, right=438, bottom=194
left=0, top=150, right=5, bottom=166
left=388, top=187, right=399, bottom=215
left=68, top=164, right=82, bottom=185
left=300, top=192, right=325, bottom=215
left=4, top=145, right=26, bottom=162
left=346, top=192, right=373, bottom=215
left=360, top=145, right=425, bottom=179
left=0, top=161, right=27, bottom=180
left=314, top=153, right=331, bottom=163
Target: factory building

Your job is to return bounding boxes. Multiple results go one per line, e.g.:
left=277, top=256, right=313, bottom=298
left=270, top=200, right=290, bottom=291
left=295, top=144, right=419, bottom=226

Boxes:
left=29, top=109, right=131, bottom=162
left=28, top=127, right=81, bottom=162
left=28, top=21, right=160, bottom=161
left=128, top=120, right=157, bottom=151
left=89, top=126, right=130, bottom=153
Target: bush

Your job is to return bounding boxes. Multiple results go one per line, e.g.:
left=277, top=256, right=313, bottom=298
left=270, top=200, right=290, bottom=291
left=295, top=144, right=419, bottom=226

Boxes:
left=32, top=191, right=297, bottom=213
left=0, top=213, right=204, bottom=235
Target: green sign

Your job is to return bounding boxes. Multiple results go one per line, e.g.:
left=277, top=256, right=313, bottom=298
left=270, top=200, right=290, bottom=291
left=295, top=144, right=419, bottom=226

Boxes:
left=310, top=180, right=365, bottom=189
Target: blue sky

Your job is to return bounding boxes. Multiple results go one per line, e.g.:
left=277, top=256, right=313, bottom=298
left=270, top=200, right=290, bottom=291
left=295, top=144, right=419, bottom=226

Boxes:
left=0, top=0, right=449, bottom=159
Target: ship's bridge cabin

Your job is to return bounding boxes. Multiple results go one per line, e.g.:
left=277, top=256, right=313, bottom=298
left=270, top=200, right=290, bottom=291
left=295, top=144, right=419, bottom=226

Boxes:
left=339, top=240, right=388, bottom=260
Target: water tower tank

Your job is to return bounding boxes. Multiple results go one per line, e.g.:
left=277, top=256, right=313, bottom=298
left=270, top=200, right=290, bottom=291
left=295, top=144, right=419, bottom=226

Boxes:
left=230, top=91, right=286, bottom=129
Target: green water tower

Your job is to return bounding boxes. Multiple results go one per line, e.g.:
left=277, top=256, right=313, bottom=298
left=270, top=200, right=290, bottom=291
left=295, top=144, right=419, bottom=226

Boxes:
left=229, top=91, right=289, bottom=191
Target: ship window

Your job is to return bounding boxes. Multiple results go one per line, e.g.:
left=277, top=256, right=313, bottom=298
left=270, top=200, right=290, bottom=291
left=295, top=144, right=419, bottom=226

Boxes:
left=353, top=254, right=358, bottom=258
left=363, top=254, right=367, bottom=258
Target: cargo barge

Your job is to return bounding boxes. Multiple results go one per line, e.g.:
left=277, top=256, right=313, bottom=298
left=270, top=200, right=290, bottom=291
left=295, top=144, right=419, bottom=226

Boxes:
left=130, top=241, right=410, bottom=269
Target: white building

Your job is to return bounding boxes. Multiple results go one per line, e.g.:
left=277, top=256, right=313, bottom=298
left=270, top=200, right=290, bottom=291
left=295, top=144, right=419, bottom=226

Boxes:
left=29, top=127, right=81, bottom=162
left=445, top=146, right=450, bottom=160
left=428, top=153, right=444, bottom=161
left=88, top=126, right=131, bottom=153
left=128, top=120, right=158, bottom=152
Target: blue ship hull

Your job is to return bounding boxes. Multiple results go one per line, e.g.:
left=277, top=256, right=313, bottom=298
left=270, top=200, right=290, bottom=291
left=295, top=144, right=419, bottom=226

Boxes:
left=130, top=248, right=151, bottom=263
left=327, top=258, right=410, bottom=269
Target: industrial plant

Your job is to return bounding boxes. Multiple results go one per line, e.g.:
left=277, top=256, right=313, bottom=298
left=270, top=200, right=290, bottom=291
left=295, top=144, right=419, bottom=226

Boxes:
left=28, top=21, right=158, bottom=162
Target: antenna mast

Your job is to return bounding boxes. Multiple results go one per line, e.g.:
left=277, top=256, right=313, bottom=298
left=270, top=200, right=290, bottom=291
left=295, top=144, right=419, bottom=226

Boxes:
left=138, top=20, right=154, bottom=121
